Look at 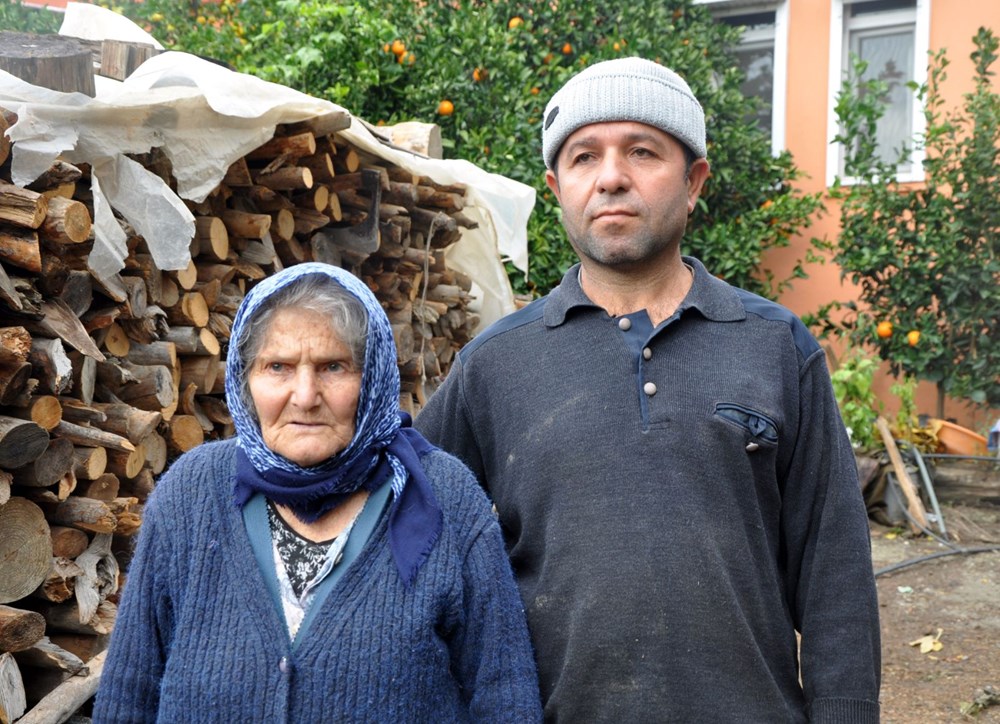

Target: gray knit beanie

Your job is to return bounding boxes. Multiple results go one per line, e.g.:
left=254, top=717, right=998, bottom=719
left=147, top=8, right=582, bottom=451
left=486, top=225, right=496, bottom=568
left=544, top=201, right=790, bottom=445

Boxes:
left=542, top=57, right=706, bottom=169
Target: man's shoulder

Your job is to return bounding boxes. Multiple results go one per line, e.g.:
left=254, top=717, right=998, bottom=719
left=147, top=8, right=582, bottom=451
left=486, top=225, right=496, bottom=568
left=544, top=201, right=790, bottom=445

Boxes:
left=729, top=287, right=821, bottom=361
left=457, top=294, right=549, bottom=363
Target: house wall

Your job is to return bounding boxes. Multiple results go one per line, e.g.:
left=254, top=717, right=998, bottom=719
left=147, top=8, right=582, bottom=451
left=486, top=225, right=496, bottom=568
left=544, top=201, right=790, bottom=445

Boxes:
left=769, top=0, right=1000, bottom=435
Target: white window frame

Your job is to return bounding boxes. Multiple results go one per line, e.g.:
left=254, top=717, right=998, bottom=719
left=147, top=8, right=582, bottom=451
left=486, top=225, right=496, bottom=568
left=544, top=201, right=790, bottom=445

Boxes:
left=827, top=0, right=931, bottom=185
left=698, top=0, right=789, bottom=155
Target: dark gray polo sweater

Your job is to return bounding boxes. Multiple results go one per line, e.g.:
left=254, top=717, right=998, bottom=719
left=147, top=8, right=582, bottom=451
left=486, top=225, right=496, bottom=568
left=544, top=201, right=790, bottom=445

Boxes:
left=415, top=257, right=880, bottom=723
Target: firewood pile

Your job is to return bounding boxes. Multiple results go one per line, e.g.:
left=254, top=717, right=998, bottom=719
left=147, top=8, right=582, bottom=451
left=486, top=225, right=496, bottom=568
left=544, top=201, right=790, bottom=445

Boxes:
left=0, top=85, right=485, bottom=720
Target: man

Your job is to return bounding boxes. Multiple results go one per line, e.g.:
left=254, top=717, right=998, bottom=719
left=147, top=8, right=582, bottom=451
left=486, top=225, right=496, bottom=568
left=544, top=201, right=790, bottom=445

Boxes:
left=415, top=57, right=880, bottom=723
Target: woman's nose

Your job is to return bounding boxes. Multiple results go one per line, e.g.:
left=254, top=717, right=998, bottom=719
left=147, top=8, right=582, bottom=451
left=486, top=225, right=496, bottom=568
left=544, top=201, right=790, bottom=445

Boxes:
left=290, top=368, right=320, bottom=406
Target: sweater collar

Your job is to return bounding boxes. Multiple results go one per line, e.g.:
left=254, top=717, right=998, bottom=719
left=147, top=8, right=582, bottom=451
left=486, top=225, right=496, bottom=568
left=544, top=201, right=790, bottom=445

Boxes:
left=543, top=256, right=747, bottom=327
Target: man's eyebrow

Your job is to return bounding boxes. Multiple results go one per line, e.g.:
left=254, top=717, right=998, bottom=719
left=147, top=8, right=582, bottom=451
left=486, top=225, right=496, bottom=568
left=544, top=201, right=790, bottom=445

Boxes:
left=563, top=130, right=665, bottom=155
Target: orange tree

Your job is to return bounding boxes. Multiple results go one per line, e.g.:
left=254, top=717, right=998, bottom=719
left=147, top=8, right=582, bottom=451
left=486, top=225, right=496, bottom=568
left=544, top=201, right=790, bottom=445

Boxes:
left=831, top=28, right=1000, bottom=414
left=36, top=0, right=823, bottom=300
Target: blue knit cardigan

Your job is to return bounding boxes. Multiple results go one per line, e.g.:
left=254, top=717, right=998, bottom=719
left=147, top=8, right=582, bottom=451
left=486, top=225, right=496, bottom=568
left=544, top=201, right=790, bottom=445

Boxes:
left=93, top=439, right=542, bottom=723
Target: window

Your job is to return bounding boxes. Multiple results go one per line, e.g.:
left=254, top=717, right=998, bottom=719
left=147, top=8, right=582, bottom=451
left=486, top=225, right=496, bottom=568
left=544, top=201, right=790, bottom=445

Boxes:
left=828, top=0, right=931, bottom=183
left=702, top=1, right=789, bottom=154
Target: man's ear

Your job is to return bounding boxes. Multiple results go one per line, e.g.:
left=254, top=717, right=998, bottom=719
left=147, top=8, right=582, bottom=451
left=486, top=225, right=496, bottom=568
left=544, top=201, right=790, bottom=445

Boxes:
left=545, top=168, right=561, bottom=203
left=686, top=158, right=710, bottom=214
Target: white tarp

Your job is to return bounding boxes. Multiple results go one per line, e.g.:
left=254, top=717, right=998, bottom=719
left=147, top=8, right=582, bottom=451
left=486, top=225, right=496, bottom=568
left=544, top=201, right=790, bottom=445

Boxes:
left=0, top=2, right=533, bottom=328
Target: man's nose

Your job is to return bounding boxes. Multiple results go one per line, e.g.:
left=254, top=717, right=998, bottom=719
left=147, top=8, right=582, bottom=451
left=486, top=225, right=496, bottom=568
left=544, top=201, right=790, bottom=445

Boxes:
left=595, top=153, right=630, bottom=193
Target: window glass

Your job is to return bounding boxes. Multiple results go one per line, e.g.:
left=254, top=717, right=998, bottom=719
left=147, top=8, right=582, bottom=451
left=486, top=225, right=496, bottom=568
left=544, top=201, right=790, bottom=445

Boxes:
left=842, top=0, right=917, bottom=174
left=720, top=12, right=776, bottom=135
left=853, top=29, right=914, bottom=164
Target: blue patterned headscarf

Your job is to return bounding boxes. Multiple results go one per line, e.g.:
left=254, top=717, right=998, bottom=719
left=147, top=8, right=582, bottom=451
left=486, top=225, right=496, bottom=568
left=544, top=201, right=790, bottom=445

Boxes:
left=226, top=262, right=442, bottom=587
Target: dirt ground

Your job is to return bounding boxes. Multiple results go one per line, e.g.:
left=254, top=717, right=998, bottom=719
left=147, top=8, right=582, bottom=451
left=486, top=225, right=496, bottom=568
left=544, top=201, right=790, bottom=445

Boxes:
left=871, top=501, right=1000, bottom=723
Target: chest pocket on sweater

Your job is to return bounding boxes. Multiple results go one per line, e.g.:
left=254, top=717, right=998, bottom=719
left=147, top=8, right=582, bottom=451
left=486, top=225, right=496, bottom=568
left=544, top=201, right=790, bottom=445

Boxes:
left=714, top=403, right=778, bottom=452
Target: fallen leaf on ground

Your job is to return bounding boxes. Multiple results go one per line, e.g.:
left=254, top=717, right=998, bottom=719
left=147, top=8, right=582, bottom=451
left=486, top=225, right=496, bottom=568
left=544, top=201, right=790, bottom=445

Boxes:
left=909, top=628, right=944, bottom=654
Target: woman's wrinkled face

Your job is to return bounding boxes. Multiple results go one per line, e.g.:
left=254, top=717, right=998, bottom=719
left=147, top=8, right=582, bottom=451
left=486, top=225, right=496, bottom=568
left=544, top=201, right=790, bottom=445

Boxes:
left=248, top=307, right=362, bottom=467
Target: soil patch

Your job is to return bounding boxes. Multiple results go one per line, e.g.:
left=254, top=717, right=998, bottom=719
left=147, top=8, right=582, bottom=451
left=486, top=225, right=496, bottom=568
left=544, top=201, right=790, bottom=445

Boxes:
left=872, top=502, right=1000, bottom=723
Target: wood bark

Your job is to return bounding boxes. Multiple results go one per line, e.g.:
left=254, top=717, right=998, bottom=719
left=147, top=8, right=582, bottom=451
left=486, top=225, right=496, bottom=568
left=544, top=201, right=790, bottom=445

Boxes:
left=0, top=32, right=96, bottom=96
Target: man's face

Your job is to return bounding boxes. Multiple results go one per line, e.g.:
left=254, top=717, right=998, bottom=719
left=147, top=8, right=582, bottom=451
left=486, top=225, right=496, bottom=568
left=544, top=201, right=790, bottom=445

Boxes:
left=545, top=121, right=709, bottom=271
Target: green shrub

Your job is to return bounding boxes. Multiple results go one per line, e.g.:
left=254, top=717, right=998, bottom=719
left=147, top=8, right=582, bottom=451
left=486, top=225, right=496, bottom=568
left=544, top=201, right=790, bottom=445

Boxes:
left=7, top=0, right=824, bottom=301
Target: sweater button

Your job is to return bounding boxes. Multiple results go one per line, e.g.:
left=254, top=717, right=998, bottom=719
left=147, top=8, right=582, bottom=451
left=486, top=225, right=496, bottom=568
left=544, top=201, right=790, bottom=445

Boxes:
left=617, top=317, right=632, bottom=331
left=643, top=382, right=657, bottom=396
left=642, top=347, right=652, bottom=360
left=279, top=656, right=290, bottom=674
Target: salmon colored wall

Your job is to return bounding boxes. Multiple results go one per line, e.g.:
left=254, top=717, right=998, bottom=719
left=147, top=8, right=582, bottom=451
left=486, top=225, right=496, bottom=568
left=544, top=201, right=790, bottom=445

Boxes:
left=770, top=0, right=1000, bottom=435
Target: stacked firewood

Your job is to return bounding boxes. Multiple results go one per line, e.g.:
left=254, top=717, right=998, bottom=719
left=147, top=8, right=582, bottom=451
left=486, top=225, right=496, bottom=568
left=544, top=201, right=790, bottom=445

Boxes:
left=0, top=104, right=480, bottom=720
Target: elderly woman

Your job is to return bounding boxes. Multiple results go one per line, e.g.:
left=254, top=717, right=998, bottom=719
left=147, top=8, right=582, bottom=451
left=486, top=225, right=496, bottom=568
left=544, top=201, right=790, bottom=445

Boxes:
left=94, top=262, right=542, bottom=722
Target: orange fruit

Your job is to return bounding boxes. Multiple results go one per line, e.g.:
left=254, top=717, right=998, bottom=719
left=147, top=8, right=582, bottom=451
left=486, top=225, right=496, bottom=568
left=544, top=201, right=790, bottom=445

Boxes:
left=383, top=42, right=391, bottom=53
left=473, top=67, right=486, bottom=82
left=437, top=99, right=454, bottom=116
left=530, top=86, right=540, bottom=95
left=508, top=16, right=523, bottom=29
left=562, top=42, right=573, bottom=54
left=613, top=42, right=621, bottom=51
left=391, top=39, right=405, bottom=56
left=876, top=321, right=893, bottom=339
left=907, top=330, right=921, bottom=346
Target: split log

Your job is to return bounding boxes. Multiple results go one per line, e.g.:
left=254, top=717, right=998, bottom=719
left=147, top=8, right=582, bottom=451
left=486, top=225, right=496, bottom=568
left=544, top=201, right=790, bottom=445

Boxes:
left=0, top=224, right=41, bottom=272
left=7, top=396, right=62, bottom=431
left=164, top=291, right=209, bottom=327
left=71, top=446, right=107, bottom=482
left=0, top=183, right=48, bottom=230
left=99, top=38, right=159, bottom=81
left=47, top=497, right=116, bottom=535
left=49, top=527, right=89, bottom=560
left=0, top=651, right=26, bottom=724
left=194, top=216, right=229, bottom=261
left=179, top=354, right=220, bottom=394
left=29, top=337, right=74, bottom=395
left=0, top=416, right=49, bottom=469
left=73, top=534, right=118, bottom=623
left=29, top=299, right=105, bottom=362
left=15, top=649, right=106, bottom=724
left=53, top=420, right=134, bottom=453
left=91, top=403, right=161, bottom=444
left=11, top=437, right=75, bottom=489
left=111, top=364, right=175, bottom=413
left=105, top=444, right=146, bottom=480
left=30, top=557, right=82, bottom=604
left=0, top=497, right=52, bottom=605
left=246, top=131, right=317, bottom=161
left=25, top=161, right=82, bottom=193
left=11, top=637, right=85, bottom=675
left=46, top=633, right=107, bottom=665
left=221, top=209, right=272, bottom=239
left=142, top=432, right=167, bottom=475
left=0, top=361, right=32, bottom=406
left=36, top=600, right=115, bottom=637
left=0, top=31, right=96, bottom=96
left=40, top=196, right=91, bottom=245
left=165, top=414, right=204, bottom=455
left=0, top=606, right=45, bottom=654
left=163, top=326, right=220, bottom=356
left=77, top=472, right=119, bottom=502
